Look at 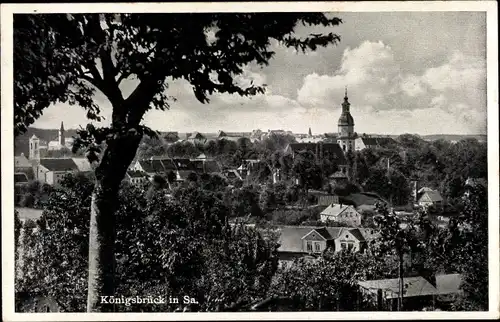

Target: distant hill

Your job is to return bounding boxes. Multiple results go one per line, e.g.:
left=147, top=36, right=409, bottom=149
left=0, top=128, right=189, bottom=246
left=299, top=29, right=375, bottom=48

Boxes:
left=420, top=134, right=487, bottom=142
left=360, top=133, right=486, bottom=142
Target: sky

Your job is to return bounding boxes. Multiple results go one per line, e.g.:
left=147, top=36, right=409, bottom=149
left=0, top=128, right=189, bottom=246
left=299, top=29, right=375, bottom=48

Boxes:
left=32, top=12, right=487, bottom=135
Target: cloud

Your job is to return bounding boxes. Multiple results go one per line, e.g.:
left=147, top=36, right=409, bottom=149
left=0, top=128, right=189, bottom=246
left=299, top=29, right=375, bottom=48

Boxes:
left=294, top=40, right=486, bottom=134
left=297, top=41, right=401, bottom=109
left=31, top=13, right=487, bottom=136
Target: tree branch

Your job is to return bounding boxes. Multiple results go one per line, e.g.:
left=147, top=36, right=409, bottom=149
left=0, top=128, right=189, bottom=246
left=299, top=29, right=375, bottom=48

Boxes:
left=125, top=77, right=163, bottom=126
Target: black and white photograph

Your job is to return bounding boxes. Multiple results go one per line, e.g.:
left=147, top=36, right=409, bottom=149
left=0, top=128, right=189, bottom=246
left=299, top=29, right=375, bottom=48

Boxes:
left=2, top=1, right=498, bottom=320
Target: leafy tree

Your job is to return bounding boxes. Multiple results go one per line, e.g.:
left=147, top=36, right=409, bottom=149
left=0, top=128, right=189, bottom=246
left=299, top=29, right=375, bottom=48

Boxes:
left=15, top=13, right=342, bottom=311
left=15, top=211, right=22, bottom=264
left=186, top=171, right=199, bottom=183
left=18, top=174, right=279, bottom=312
left=204, top=140, right=218, bottom=157
left=269, top=251, right=383, bottom=311
left=166, top=170, right=177, bottom=186
left=19, top=180, right=54, bottom=209
left=449, top=186, right=488, bottom=310
left=199, top=173, right=228, bottom=192
left=291, top=150, right=323, bottom=200
left=194, top=225, right=279, bottom=311
left=136, top=136, right=167, bottom=160
left=167, top=141, right=201, bottom=158
left=228, top=184, right=263, bottom=218
left=372, top=204, right=427, bottom=310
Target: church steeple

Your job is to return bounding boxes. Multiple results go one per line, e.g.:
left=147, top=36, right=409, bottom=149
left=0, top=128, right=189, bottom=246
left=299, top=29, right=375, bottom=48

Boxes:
left=342, top=86, right=351, bottom=113
left=337, top=86, right=355, bottom=153
left=308, top=127, right=312, bottom=137
left=59, top=121, right=65, bottom=146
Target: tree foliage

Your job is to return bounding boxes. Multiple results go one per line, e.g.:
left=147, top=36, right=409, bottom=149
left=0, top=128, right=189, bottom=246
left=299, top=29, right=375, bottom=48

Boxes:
left=17, top=174, right=279, bottom=312
left=15, top=13, right=343, bottom=311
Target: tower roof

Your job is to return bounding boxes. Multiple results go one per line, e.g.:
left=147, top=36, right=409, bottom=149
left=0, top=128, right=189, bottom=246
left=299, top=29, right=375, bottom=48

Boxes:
left=338, top=87, right=354, bottom=126
left=60, top=121, right=65, bottom=131
left=338, top=113, right=354, bottom=126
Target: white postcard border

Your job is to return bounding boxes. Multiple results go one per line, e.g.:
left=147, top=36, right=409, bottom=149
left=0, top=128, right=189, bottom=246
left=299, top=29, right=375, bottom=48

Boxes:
left=1, top=1, right=498, bottom=321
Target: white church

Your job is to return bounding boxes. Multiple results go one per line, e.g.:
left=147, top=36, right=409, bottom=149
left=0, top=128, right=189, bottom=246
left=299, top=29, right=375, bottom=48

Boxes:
left=25, top=122, right=91, bottom=185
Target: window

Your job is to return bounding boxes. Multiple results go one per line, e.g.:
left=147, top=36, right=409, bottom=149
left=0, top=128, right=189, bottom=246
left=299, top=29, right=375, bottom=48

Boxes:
left=341, top=243, right=347, bottom=250
left=306, top=241, right=313, bottom=252
left=314, top=242, right=321, bottom=252
left=348, top=243, right=354, bottom=251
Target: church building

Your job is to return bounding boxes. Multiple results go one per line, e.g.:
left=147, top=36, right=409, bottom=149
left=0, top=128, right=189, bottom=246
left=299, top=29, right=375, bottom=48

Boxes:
left=285, top=87, right=356, bottom=165
left=29, top=122, right=74, bottom=160
left=27, top=122, right=92, bottom=185
left=337, top=88, right=356, bottom=152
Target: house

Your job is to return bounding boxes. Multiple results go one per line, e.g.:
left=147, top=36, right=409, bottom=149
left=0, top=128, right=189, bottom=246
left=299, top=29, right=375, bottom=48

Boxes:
left=417, top=189, right=444, bottom=210
left=464, top=177, right=487, bottom=189
left=132, top=158, right=177, bottom=176
left=341, top=192, right=387, bottom=213
left=357, top=274, right=463, bottom=311
left=15, top=153, right=31, bottom=168
left=463, top=177, right=487, bottom=198
left=15, top=153, right=35, bottom=180
left=224, top=169, right=243, bottom=181
left=276, top=226, right=377, bottom=264
left=317, top=195, right=340, bottom=206
left=14, top=173, right=29, bottom=185
left=354, top=136, right=397, bottom=151
left=125, top=170, right=149, bottom=185
left=237, top=159, right=268, bottom=179
left=285, top=142, right=348, bottom=176
left=185, top=131, right=207, bottom=144
left=217, top=130, right=251, bottom=142
left=285, top=142, right=347, bottom=163
left=193, top=153, right=208, bottom=160
left=320, top=203, right=362, bottom=227
left=295, top=137, right=324, bottom=143
left=329, top=170, right=349, bottom=186
left=34, top=158, right=79, bottom=185
left=163, top=131, right=180, bottom=143
left=133, top=157, right=223, bottom=184
left=71, top=157, right=93, bottom=173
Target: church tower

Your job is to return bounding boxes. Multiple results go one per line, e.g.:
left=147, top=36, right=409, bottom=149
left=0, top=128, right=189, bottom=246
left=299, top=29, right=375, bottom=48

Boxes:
left=59, top=121, right=65, bottom=146
left=29, top=134, right=40, bottom=161
left=337, top=87, right=355, bottom=152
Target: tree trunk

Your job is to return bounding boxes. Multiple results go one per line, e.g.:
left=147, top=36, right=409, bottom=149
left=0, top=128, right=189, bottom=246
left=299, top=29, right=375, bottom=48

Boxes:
left=87, top=133, right=142, bottom=312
